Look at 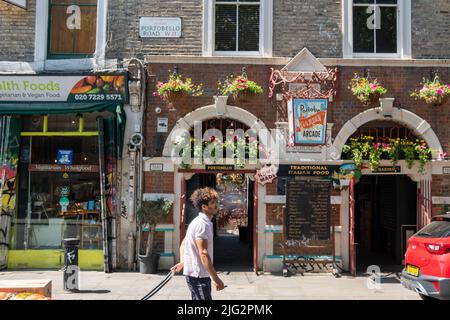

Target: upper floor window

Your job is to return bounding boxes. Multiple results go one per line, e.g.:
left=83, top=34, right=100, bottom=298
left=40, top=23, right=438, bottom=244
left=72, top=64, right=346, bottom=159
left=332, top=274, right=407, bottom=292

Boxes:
left=343, top=0, right=411, bottom=58
left=203, top=0, right=273, bottom=57
left=353, top=0, right=397, bottom=54
left=215, top=0, right=260, bottom=52
left=48, top=0, right=97, bottom=59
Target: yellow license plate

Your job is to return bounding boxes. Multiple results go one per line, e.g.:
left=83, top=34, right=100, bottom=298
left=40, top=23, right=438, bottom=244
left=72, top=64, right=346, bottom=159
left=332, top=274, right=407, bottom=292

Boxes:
left=407, top=265, right=420, bottom=277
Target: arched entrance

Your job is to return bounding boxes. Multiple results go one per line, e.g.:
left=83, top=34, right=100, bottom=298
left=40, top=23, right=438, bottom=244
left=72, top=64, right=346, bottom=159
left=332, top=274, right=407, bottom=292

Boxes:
left=335, top=106, right=443, bottom=275
left=164, top=104, right=270, bottom=272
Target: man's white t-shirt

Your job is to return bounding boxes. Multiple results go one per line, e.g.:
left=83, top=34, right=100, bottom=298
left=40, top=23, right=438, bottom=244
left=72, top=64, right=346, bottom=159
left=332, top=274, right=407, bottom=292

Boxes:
left=183, top=212, right=214, bottom=278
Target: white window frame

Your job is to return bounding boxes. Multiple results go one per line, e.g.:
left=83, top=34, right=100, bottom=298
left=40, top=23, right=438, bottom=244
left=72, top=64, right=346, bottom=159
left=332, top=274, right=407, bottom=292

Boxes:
left=343, top=0, right=411, bottom=59
left=34, top=0, right=109, bottom=71
left=203, top=0, right=273, bottom=57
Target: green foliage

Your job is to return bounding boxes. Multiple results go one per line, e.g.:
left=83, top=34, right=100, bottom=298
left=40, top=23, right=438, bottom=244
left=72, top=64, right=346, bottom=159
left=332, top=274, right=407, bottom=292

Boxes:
left=154, top=73, right=203, bottom=101
left=410, top=76, right=450, bottom=106
left=137, top=198, right=173, bottom=227
left=343, top=136, right=433, bottom=173
left=217, top=75, right=263, bottom=98
left=349, top=74, right=387, bottom=106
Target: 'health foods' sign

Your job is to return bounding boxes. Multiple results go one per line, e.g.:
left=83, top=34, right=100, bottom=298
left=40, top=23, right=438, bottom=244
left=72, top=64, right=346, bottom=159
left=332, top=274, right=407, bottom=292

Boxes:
left=0, top=74, right=128, bottom=103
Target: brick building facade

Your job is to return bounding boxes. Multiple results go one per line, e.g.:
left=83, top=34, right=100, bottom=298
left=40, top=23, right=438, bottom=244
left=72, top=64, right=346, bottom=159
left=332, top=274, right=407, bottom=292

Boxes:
left=1, top=0, right=450, bottom=274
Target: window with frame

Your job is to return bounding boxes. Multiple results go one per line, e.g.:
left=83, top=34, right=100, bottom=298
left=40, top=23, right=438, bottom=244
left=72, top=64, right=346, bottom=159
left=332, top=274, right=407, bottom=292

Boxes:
left=48, top=0, right=97, bottom=59
left=215, top=0, right=260, bottom=52
left=352, top=0, right=398, bottom=54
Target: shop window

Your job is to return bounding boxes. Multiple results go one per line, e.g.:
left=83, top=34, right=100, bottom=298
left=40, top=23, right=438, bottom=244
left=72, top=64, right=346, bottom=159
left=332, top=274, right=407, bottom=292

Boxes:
left=48, top=0, right=97, bottom=59
left=12, top=132, right=103, bottom=251
left=343, top=0, right=411, bottom=58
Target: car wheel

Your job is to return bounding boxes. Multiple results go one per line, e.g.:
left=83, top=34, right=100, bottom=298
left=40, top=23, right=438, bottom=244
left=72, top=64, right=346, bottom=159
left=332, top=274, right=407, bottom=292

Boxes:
left=419, top=293, right=436, bottom=300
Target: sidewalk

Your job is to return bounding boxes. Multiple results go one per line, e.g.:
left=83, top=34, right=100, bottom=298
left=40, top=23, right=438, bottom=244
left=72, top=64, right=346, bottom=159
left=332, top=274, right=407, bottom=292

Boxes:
left=0, top=270, right=420, bottom=300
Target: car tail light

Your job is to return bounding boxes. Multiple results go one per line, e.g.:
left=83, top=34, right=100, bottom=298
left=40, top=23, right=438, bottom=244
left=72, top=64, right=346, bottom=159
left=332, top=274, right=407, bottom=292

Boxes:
left=425, top=243, right=450, bottom=254
left=432, top=282, right=440, bottom=292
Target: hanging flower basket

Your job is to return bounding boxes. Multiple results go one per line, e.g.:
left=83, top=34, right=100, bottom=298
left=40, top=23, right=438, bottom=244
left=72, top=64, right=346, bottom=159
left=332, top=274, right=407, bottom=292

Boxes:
left=217, top=74, right=262, bottom=103
left=232, top=91, right=258, bottom=103
left=349, top=74, right=387, bottom=107
left=153, top=72, right=203, bottom=108
left=165, top=91, right=189, bottom=105
left=410, top=76, right=450, bottom=107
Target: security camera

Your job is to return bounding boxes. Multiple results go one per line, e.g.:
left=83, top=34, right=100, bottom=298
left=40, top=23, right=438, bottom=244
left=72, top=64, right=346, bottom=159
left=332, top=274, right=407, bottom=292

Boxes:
left=155, top=107, right=162, bottom=114
left=129, top=133, right=143, bottom=147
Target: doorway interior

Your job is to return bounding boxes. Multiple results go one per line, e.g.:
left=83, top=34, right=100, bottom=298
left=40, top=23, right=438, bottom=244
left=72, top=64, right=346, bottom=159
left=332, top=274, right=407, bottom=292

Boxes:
left=354, top=175, right=417, bottom=273
left=184, top=173, right=254, bottom=271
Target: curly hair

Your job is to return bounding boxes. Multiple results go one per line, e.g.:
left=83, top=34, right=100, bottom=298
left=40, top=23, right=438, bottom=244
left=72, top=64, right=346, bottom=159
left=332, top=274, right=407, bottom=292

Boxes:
left=190, top=187, right=219, bottom=210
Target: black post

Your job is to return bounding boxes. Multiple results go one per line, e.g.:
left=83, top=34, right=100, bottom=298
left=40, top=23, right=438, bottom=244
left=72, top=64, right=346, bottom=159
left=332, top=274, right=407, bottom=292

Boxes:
left=63, top=238, right=80, bottom=292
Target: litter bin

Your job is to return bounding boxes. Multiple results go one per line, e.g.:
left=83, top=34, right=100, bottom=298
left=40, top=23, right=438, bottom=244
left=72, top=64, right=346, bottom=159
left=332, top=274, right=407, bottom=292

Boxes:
left=63, top=238, right=80, bottom=292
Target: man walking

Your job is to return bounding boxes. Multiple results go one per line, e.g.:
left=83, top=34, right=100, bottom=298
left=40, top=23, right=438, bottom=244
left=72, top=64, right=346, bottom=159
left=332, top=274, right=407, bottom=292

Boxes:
left=171, top=187, right=225, bottom=300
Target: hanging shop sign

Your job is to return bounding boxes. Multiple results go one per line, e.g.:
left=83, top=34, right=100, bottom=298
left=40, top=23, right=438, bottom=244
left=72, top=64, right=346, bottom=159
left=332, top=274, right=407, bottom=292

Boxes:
left=57, top=149, right=73, bottom=165
left=139, top=17, right=182, bottom=38
left=278, top=164, right=339, bottom=177
left=0, top=74, right=128, bottom=103
left=4, top=0, right=27, bottom=9
left=287, top=99, right=328, bottom=145
left=255, top=164, right=278, bottom=185
left=28, top=164, right=99, bottom=173
left=157, top=117, right=168, bottom=133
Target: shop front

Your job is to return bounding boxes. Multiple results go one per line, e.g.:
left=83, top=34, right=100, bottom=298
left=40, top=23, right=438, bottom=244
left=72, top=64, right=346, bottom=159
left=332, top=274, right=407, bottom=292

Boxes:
left=0, top=74, right=128, bottom=272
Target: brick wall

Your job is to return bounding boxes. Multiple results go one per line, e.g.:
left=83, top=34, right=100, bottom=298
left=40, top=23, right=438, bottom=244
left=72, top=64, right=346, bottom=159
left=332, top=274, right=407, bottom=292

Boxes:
left=144, top=172, right=174, bottom=193
left=0, top=1, right=35, bottom=61
left=273, top=0, right=342, bottom=58
left=412, top=0, right=450, bottom=59
left=106, top=0, right=203, bottom=60
left=144, top=63, right=278, bottom=157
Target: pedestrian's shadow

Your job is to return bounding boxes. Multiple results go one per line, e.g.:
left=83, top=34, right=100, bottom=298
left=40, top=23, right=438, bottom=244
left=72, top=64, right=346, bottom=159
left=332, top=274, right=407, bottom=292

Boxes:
left=69, top=290, right=111, bottom=294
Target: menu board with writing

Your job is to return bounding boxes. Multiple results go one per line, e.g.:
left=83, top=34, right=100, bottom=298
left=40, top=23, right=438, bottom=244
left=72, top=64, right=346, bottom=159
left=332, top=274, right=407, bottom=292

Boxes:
left=285, top=179, right=331, bottom=241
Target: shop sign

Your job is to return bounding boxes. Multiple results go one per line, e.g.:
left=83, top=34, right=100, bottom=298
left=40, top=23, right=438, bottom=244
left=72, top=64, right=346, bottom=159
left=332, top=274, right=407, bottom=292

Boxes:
left=29, top=164, right=99, bottom=173
left=0, top=74, right=128, bottom=103
left=150, top=163, right=163, bottom=171
left=278, top=164, right=339, bottom=177
left=139, top=17, right=182, bottom=38
left=287, top=99, right=328, bottom=145
left=157, top=118, right=168, bottom=133
left=57, top=149, right=73, bottom=165
left=255, top=165, right=278, bottom=185
left=4, top=0, right=26, bottom=9
left=205, top=165, right=235, bottom=171
left=372, top=166, right=401, bottom=173
left=443, top=167, right=450, bottom=174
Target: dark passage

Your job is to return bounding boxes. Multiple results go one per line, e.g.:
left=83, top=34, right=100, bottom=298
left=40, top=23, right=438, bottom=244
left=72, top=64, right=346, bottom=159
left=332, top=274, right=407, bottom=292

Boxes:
left=354, top=175, right=417, bottom=273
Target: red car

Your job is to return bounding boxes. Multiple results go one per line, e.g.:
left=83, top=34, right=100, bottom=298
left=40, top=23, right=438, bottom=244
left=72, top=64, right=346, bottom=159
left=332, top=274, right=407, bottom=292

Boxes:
left=401, top=214, right=450, bottom=300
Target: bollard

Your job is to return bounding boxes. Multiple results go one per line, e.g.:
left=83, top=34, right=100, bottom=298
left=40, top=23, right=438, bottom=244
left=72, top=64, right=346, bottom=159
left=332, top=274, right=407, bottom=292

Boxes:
left=63, top=238, right=80, bottom=292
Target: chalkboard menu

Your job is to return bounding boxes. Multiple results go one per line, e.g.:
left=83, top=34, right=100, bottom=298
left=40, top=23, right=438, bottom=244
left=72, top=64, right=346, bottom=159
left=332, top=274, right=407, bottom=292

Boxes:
left=285, top=179, right=331, bottom=241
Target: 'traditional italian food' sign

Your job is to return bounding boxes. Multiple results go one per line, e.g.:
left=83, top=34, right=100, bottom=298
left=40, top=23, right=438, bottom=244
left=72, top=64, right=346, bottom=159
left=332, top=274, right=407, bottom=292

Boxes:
left=0, top=74, right=128, bottom=103
left=288, top=99, right=328, bottom=145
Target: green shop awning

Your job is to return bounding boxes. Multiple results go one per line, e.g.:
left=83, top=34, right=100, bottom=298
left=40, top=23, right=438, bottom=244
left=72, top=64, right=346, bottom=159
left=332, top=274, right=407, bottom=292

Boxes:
left=0, top=102, right=126, bottom=158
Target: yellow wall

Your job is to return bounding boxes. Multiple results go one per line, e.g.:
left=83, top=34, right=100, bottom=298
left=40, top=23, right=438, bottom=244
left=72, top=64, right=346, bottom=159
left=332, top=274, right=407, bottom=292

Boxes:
left=7, top=250, right=104, bottom=270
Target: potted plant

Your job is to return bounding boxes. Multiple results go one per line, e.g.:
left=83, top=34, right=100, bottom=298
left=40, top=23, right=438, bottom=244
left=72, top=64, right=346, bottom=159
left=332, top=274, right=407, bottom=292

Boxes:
left=136, top=198, right=173, bottom=274
left=349, top=74, right=387, bottom=106
left=410, top=76, right=450, bottom=106
left=217, top=74, right=263, bottom=103
left=153, top=72, right=203, bottom=107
